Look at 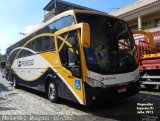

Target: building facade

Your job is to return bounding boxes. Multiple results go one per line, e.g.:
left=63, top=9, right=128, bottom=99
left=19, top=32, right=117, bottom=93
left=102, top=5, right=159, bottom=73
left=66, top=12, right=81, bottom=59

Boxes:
left=111, top=0, right=160, bottom=43
left=43, top=0, right=102, bottom=23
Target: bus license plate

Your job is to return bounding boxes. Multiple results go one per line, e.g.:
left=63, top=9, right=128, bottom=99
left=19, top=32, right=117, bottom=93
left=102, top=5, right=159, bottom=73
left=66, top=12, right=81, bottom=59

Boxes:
left=118, top=87, right=127, bottom=94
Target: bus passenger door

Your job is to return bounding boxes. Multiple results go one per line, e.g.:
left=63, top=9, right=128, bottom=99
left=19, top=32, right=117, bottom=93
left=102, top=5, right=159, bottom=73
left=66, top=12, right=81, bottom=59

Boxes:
left=55, top=28, right=84, bottom=105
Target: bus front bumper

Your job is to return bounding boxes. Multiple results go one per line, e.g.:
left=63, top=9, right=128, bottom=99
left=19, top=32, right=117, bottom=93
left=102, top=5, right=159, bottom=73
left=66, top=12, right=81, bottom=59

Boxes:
left=84, top=80, right=140, bottom=106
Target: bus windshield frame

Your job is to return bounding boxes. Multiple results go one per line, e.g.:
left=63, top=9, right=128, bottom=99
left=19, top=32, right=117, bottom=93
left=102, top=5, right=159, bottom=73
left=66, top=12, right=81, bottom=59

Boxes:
left=76, top=13, right=138, bottom=74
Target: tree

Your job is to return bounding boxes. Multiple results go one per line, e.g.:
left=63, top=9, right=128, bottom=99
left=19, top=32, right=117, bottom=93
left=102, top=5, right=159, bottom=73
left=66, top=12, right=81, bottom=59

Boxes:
left=0, top=54, right=5, bottom=68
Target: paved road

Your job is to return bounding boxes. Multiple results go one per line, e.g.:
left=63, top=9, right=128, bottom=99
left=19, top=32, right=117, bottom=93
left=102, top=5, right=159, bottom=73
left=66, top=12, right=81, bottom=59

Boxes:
left=0, top=73, right=160, bottom=121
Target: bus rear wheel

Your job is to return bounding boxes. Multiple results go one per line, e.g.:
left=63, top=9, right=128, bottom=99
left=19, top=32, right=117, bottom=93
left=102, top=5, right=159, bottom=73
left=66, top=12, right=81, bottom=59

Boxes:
left=47, top=81, right=58, bottom=103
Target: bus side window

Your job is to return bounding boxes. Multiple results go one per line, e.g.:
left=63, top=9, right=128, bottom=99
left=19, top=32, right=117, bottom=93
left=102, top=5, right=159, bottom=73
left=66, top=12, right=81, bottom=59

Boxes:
left=17, top=49, right=33, bottom=58
left=35, top=38, right=41, bottom=52
left=10, top=49, right=19, bottom=60
left=54, top=16, right=74, bottom=30
left=26, top=36, right=55, bottom=53
left=49, top=16, right=74, bottom=33
left=42, top=36, right=55, bottom=51
left=26, top=42, right=33, bottom=56
left=26, top=37, right=41, bottom=53
left=17, top=50, right=23, bottom=58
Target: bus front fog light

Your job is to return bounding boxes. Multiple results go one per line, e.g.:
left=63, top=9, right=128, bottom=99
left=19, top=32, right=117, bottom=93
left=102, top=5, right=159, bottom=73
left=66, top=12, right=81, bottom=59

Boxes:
left=85, top=77, right=105, bottom=88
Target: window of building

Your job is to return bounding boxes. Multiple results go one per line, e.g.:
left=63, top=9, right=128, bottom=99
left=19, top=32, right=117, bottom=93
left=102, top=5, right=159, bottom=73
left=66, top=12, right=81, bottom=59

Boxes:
left=142, top=21, right=148, bottom=26
left=155, top=19, right=160, bottom=27
left=130, top=25, right=138, bottom=30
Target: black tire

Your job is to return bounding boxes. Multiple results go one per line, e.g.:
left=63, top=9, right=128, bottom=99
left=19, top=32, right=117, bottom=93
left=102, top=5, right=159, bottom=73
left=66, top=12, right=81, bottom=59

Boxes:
left=13, top=76, right=18, bottom=89
left=47, top=81, right=58, bottom=103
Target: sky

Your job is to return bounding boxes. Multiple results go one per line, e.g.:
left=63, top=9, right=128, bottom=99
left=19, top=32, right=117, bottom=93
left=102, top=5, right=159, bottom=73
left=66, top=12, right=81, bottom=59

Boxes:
left=0, top=0, right=138, bottom=54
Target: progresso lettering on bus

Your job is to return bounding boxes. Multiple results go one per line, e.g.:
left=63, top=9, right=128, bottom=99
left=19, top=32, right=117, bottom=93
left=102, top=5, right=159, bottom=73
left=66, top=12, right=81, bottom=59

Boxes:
left=18, top=59, right=34, bottom=67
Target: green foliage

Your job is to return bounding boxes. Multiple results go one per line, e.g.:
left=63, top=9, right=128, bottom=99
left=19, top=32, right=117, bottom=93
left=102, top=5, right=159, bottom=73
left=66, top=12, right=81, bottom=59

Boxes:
left=0, top=54, right=5, bottom=68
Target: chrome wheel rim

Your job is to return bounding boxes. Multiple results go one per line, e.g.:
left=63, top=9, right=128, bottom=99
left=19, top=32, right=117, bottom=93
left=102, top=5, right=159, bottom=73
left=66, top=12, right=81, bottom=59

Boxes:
left=48, top=83, right=55, bottom=99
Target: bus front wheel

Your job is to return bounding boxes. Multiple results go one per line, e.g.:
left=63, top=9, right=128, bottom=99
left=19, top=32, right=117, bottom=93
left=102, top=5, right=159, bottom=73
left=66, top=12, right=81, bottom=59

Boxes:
left=47, top=81, right=58, bottom=103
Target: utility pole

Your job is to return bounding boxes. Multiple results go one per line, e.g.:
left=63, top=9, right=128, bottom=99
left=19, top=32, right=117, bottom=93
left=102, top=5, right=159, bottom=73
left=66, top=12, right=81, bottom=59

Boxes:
left=0, top=49, right=1, bottom=55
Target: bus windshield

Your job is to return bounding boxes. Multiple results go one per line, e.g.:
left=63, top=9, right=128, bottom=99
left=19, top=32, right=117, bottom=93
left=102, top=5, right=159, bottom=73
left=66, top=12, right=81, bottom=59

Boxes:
left=76, top=13, right=138, bottom=74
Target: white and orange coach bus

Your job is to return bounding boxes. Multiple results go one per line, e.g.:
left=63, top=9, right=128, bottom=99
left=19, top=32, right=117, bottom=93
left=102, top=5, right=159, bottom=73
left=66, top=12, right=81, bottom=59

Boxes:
left=5, top=10, right=140, bottom=105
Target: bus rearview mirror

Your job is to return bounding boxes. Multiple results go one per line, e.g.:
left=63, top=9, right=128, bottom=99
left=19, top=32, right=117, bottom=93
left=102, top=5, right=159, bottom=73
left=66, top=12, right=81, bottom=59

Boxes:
left=131, top=30, right=155, bottom=48
left=55, top=23, right=90, bottom=48
left=81, top=23, right=90, bottom=48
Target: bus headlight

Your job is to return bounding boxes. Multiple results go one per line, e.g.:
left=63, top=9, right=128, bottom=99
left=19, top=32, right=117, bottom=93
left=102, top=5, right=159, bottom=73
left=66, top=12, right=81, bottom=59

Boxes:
left=85, top=77, right=105, bottom=88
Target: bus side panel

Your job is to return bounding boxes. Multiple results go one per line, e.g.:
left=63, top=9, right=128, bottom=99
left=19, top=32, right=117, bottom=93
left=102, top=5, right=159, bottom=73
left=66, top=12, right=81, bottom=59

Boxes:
left=41, top=52, right=85, bottom=105
left=13, top=67, right=79, bottom=104
left=14, top=68, right=53, bottom=92
left=10, top=51, right=83, bottom=104
left=54, top=72, right=79, bottom=104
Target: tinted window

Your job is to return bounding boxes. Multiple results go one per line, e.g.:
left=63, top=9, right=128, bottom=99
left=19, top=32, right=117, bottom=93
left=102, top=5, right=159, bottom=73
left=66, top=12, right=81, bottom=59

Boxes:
left=26, top=37, right=55, bottom=53
left=43, top=37, right=55, bottom=51
left=8, top=49, right=19, bottom=60
left=7, top=16, right=73, bottom=59
left=17, top=49, right=33, bottom=58
left=48, top=16, right=74, bottom=33
left=26, top=38, right=41, bottom=53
